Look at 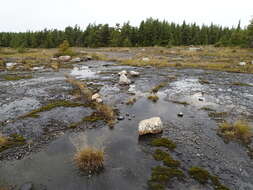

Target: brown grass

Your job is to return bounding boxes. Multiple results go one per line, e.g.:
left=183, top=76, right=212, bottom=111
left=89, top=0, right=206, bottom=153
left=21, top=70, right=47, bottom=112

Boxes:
left=74, top=147, right=104, bottom=172
left=148, top=94, right=159, bottom=102
left=218, top=120, right=253, bottom=144
left=0, top=135, right=8, bottom=146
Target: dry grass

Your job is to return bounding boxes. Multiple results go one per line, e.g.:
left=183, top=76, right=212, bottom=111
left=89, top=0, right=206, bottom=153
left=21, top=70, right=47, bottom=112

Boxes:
left=126, top=97, right=137, bottom=105
left=0, top=135, right=8, bottom=146
left=151, top=82, right=167, bottom=93
left=148, top=94, right=159, bottom=102
left=74, top=147, right=104, bottom=172
left=218, top=120, right=253, bottom=144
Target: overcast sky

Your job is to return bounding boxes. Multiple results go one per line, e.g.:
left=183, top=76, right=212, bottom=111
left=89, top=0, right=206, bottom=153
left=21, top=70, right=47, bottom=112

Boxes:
left=0, top=0, right=252, bottom=32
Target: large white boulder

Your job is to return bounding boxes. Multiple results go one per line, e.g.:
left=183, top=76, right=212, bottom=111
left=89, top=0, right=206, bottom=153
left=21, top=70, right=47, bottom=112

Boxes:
left=142, top=57, right=150, bottom=62
left=239, top=62, right=246, bottom=66
left=118, top=70, right=127, bottom=76
left=119, top=74, right=131, bottom=85
left=129, top=71, right=140, bottom=77
left=91, top=93, right=103, bottom=103
left=138, top=117, right=163, bottom=135
left=59, top=56, right=71, bottom=62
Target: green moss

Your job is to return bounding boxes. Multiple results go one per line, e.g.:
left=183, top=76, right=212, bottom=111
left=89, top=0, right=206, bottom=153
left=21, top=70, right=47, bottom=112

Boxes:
left=200, top=107, right=215, bottom=111
left=231, top=82, right=252, bottom=87
left=2, top=75, right=32, bottom=81
left=126, top=98, right=137, bottom=105
left=171, top=100, right=189, bottom=105
left=148, top=95, right=159, bottom=102
left=151, top=138, right=176, bottom=150
left=153, top=149, right=180, bottom=168
left=188, top=167, right=210, bottom=184
left=208, top=112, right=228, bottom=118
left=83, top=112, right=105, bottom=122
left=20, top=100, right=87, bottom=119
left=148, top=166, right=185, bottom=190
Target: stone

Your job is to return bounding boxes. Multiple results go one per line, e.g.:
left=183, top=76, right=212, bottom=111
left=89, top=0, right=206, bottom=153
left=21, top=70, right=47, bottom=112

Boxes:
left=198, top=97, right=204, bottom=101
left=50, top=57, right=58, bottom=61
left=189, top=47, right=202, bottom=51
left=239, top=62, right=246, bottom=66
left=138, top=117, right=163, bottom=135
left=71, top=57, right=82, bottom=62
left=91, top=93, right=103, bottom=103
left=142, top=57, right=150, bottom=62
left=19, top=182, right=33, bottom=190
left=119, top=74, right=131, bottom=85
left=117, top=116, right=125, bottom=120
left=177, top=112, right=183, bottom=117
left=251, top=60, right=253, bottom=65
left=59, top=56, right=71, bottom=62
left=118, top=70, right=127, bottom=76
left=129, top=71, right=140, bottom=77
left=6, top=62, right=18, bottom=69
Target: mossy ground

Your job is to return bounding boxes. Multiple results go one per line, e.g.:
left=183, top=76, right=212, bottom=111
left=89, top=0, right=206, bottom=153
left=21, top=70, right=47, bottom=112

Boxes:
left=151, top=138, right=177, bottom=150
left=0, top=134, right=26, bottom=152
left=1, top=74, right=32, bottom=81
left=148, top=94, right=159, bottom=102
left=171, top=100, right=190, bottom=105
left=19, top=100, right=87, bottom=119
left=153, top=149, right=180, bottom=168
left=151, top=82, right=168, bottom=93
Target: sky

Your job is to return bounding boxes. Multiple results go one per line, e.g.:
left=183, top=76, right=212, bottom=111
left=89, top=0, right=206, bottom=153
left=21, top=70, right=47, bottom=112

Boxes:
left=0, top=0, right=252, bottom=32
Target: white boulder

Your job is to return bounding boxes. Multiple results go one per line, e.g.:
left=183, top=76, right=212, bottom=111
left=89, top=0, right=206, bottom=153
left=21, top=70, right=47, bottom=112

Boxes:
left=129, top=71, right=140, bottom=77
left=119, top=74, right=131, bottom=85
left=251, top=61, right=253, bottom=65
left=6, top=62, right=18, bottom=69
left=138, top=117, right=163, bottom=135
left=91, top=93, right=103, bottom=103
left=59, top=56, right=71, bottom=62
left=118, top=70, right=127, bottom=76
left=71, top=57, right=82, bottom=63
left=142, top=57, right=150, bottom=62
left=239, top=62, right=246, bottom=66
left=50, top=58, right=58, bottom=61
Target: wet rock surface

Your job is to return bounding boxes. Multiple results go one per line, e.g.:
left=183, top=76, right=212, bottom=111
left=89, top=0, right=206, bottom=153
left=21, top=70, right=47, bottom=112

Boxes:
left=0, top=56, right=253, bottom=190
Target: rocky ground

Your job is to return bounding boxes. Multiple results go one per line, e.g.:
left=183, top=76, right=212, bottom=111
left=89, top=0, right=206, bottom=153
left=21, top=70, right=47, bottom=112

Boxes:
left=0, top=50, right=253, bottom=190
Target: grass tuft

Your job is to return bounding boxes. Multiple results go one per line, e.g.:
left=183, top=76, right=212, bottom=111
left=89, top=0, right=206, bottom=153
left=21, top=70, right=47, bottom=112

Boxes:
left=148, top=94, right=159, bottom=102
left=151, top=82, right=167, bottom=93
left=74, top=147, right=104, bottom=173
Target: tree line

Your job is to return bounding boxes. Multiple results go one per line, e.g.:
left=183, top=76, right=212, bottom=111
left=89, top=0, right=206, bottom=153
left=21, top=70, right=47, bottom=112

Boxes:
left=0, top=18, right=252, bottom=48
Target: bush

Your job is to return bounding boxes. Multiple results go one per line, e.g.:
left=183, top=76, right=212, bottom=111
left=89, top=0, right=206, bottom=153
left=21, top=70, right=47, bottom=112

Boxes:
left=55, top=40, right=75, bottom=57
left=74, top=147, right=104, bottom=172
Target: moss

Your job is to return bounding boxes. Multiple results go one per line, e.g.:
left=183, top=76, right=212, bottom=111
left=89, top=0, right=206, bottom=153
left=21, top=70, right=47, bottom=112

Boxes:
left=148, top=95, right=159, bottom=102
left=208, top=112, right=228, bottom=118
left=19, top=100, right=87, bottom=119
left=126, top=97, right=137, bottom=105
left=151, top=82, right=167, bottom=93
left=200, top=107, right=215, bottom=111
left=188, top=167, right=210, bottom=184
left=151, top=138, right=176, bottom=150
left=148, top=166, right=185, bottom=190
left=171, top=100, right=189, bottom=105
left=231, top=82, right=252, bottom=87
left=153, top=149, right=180, bottom=168
left=83, top=112, right=105, bottom=122
left=2, top=75, right=32, bottom=81
left=199, top=78, right=210, bottom=84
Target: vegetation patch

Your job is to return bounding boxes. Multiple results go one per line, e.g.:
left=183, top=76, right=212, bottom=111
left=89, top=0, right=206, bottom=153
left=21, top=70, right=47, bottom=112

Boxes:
left=151, top=82, right=167, bottom=93
left=200, top=106, right=215, bottom=111
left=208, top=112, right=228, bottom=118
left=0, top=134, right=26, bottom=152
left=218, top=120, right=252, bottom=144
left=188, top=167, right=230, bottom=190
left=151, top=138, right=176, bottom=150
left=153, top=149, right=180, bottom=168
left=171, top=100, right=190, bottom=105
left=148, top=166, right=185, bottom=190
left=199, top=78, right=210, bottom=84
left=74, top=147, right=104, bottom=173
left=231, top=82, right=253, bottom=87
left=19, top=100, right=86, bottom=119
left=126, top=97, right=137, bottom=105
left=148, top=94, right=159, bottom=102
left=2, top=74, right=32, bottom=81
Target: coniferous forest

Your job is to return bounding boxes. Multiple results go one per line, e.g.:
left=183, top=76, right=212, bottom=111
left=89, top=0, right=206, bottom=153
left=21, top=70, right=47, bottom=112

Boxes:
left=0, top=18, right=253, bottom=48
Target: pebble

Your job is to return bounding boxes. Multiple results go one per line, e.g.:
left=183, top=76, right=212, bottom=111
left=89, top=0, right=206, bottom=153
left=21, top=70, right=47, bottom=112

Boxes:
left=177, top=112, right=184, bottom=117
left=117, top=116, right=125, bottom=120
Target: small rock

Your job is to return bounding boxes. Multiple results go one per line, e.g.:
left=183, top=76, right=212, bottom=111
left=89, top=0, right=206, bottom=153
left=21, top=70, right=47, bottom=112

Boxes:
left=198, top=97, right=204, bottom=101
left=177, top=112, right=183, bottom=117
left=71, top=57, right=82, bottom=63
left=19, top=182, right=33, bottom=190
left=138, top=117, right=163, bottom=135
left=251, top=60, right=253, bottom=65
left=50, top=57, right=58, bottom=61
left=239, top=62, right=246, bottom=66
left=96, top=98, right=103, bottom=103
left=6, top=62, right=18, bottom=69
left=91, top=93, right=103, bottom=103
left=142, top=57, right=150, bottom=62
left=117, top=116, right=125, bottom=120
left=119, top=74, right=131, bottom=85
left=118, top=70, right=127, bottom=76
left=129, top=71, right=140, bottom=77
left=59, top=56, right=71, bottom=62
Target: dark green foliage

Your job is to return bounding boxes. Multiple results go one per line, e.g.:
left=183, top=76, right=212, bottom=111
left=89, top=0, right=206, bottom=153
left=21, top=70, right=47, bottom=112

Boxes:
left=151, top=138, right=176, bottom=150
left=148, top=166, right=185, bottom=190
left=0, top=18, right=251, bottom=48
left=153, top=149, right=181, bottom=168
left=188, top=167, right=210, bottom=184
